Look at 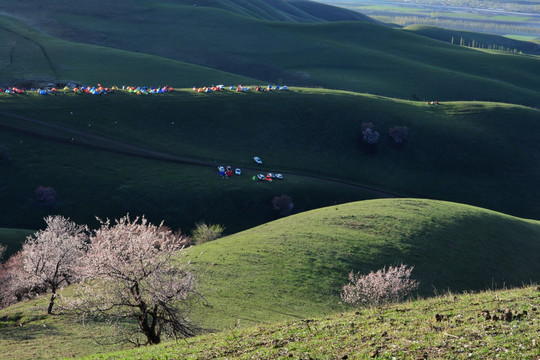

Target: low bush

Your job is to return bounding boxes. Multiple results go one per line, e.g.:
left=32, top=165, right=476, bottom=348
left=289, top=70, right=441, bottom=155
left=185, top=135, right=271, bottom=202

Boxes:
left=191, top=222, right=225, bottom=245
left=341, top=263, right=419, bottom=306
left=388, top=125, right=409, bottom=147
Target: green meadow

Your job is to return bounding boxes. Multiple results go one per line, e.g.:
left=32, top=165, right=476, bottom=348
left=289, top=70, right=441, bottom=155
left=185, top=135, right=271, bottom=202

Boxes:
left=1, top=88, right=539, bottom=236
left=1, top=199, right=539, bottom=359
left=77, top=286, right=540, bottom=360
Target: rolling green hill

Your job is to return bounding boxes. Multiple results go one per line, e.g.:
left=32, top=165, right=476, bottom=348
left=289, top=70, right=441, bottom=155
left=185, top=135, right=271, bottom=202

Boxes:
left=0, top=0, right=373, bottom=26
left=187, top=198, right=540, bottom=330
left=0, top=87, right=539, bottom=245
left=0, top=15, right=257, bottom=89
left=1, top=3, right=540, bottom=106
left=0, top=88, right=538, bottom=238
left=1, top=199, right=539, bottom=359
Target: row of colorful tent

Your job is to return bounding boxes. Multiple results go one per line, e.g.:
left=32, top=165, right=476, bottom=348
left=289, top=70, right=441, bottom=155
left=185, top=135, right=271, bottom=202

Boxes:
left=123, top=85, right=175, bottom=95
left=2, top=84, right=288, bottom=96
left=193, top=85, right=289, bottom=93
left=2, top=87, right=27, bottom=94
left=1, top=84, right=176, bottom=96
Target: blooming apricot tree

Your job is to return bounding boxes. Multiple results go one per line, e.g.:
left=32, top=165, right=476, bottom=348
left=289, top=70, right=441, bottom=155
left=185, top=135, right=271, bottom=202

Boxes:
left=68, top=215, right=198, bottom=345
left=19, top=215, right=88, bottom=314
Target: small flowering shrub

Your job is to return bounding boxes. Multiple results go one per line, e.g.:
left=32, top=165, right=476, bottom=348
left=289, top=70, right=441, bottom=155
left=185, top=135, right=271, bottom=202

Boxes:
left=361, top=122, right=380, bottom=145
left=388, top=126, right=409, bottom=145
left=341, top=264, right=419, bottom=306
left=34, top=186, right=57, bottom=208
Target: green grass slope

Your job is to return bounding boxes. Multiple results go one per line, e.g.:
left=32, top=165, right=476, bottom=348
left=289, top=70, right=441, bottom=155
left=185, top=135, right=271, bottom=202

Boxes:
left=1, top=88, right=539, bottom=233
left=404, top=24, right=540, bottom=55
left=1, top=89, right=539, bottom=240
left=0, top=228, right=33, bottom=259
left=0, top=0, right=372, bottom=25
left=77, top=286, right=540, bottom=360
left=187, top=199, right=540, bottom=330
left=0, top=15, right=258, bottom=87
left=1, top=3, right=540, bottom=106
left=1, top=199, right=539, bottom=359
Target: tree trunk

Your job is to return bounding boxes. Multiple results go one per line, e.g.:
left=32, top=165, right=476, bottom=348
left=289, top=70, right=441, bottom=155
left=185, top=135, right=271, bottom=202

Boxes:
left=140, top=314, right=161, bottom=345
left=47, top=289, right=56, bottom=314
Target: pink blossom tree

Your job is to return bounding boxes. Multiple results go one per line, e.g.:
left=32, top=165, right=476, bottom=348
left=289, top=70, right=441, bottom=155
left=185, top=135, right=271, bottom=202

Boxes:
left=0, top=252, right=35, bottom=308
left=67, top=215, right=198, bottom=345
left=341, top=264, right=419, bottom=307
left=18, top=216, right=88, bottom=314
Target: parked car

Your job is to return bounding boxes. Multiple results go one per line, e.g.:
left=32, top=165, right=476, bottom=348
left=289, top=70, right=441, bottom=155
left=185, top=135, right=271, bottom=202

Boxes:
left=276, top=173, right=283, bottom=180
left=235, top=168, right=241, bottom=175
left=266, top=173, right=276, bottom=179
left=217, top=166, right=225, bottom=177
left=256, top=174, right=266, bottom=181
left=254, top=156, right=262, bottom=164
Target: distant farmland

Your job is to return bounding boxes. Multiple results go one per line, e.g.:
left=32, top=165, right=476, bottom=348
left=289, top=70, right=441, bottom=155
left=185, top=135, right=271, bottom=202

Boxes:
left=318, top=0, right=540, bottom=41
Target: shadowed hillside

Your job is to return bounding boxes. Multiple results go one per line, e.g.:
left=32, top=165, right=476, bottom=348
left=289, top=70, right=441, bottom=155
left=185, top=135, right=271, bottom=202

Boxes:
left=1, top=89, right=538, bottom=236
left=1, top=88, right=539, bottom=236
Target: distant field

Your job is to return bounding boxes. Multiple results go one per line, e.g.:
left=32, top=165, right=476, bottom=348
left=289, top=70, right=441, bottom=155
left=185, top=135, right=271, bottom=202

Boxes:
left=319, top=0, right=540, bottom=40
left=404, top=24, right=540, bottom=54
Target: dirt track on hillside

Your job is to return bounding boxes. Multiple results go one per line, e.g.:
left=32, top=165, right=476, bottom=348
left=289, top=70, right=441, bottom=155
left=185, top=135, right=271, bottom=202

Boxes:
left=0, top=109, right=401, bottom=198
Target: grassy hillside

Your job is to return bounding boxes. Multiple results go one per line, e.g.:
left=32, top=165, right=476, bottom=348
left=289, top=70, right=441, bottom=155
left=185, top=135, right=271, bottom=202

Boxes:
left=0, top=0, right=372, bottom=25
left=0, top=121, right=380, bottom=238
left=187, top=199, right=540, bottom=330
left=1, top=88, right=538, bottom=238
left=1, top=4, right=540, bottom=106
left=77, top=286, right=540, bottom=360
left=405, top=24, right=540, bottom=55
left=0, top=15, right=257, bottom=88
left=0, top=199, right=539, bottom=359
